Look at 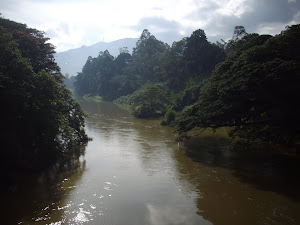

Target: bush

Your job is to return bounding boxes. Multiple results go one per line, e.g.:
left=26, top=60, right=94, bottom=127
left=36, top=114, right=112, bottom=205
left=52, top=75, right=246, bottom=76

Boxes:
left=160, top=109, right=176, bottom=125
left=130, top=85, right=172, bottom=118
left=165, top=109, right=176, bottom=123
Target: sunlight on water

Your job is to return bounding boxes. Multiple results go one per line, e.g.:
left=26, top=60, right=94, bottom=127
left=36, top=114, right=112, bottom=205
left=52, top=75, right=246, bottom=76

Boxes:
left=72, top=208, right=90, bottom=223
left=7, top=101, right=300, bottom=225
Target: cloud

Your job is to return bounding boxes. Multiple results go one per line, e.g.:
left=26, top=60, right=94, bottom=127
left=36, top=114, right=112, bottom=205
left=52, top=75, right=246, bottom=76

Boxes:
left=182, top=0, right=300, bottom=43
left=46, top=22, right=71, bottom=37
left=152, top=7, right=163, bottom=11
left=1, top=0, right=300, bottom=51
left=242, top=0, right=297, bottom=26
left=130, top=16, right=185, bottom=44
left=131, top=0, right=300, bottom=45
left=44, top=22, right=86, bottom=51
left=132, top=17, right=181, bottom=31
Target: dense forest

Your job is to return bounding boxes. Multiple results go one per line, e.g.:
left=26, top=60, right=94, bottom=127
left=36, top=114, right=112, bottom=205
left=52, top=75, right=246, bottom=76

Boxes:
left=0, top=17, right=88, bottom=170
left=73, top=24, right=300, bottom=148
left=74, top=28, right=225, bottom=111
left=178, top=25, right=300, bottom=147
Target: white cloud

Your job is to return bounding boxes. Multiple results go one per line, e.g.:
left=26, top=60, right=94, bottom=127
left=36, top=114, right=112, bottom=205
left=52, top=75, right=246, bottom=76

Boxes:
left=217, top=0, right=248, bottom=17
left=1, top=0, right=299, bottom=52
left=45, top=22, right=85, bottom=51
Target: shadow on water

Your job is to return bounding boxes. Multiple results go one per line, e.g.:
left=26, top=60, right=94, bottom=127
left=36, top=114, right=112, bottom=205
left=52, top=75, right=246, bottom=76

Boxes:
left=183, top=137, right=300, bottom=201
left=171, top=137, right=300, bottom=225
left=2, top=151, right=86, bottom=224
left=8, top=99, right=297, bottom=225
left=72, top=100, right=300, bottom=225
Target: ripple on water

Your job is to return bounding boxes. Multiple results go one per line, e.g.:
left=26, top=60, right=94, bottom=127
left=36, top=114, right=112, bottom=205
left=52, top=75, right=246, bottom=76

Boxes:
left=72, top=208, right=91, bottom=223
left=104, top=186, right=112, bottom=190
left=48, top=222, right=63, bottom=225
left=57, top=203, right=72, bottom=210
left=99, top=195, right=105, bottom=199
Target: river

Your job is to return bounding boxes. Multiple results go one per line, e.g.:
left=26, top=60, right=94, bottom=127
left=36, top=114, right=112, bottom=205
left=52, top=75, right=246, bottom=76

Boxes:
left=3, top=100, right=300, bottom=225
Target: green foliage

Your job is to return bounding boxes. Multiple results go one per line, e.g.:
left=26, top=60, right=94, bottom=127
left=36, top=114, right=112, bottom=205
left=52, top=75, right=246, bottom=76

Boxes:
left=74, top=50, right=138, bottom=100
left=225, top=26, right=259, bottom=55
left=0, top=18, right=88, bottom=169
left=184, top=29, right=225, bottom=79
left=174, top=83, right=202, bottom=111
left=159, top=39, right=186, bottom=90
left=74, top=29, right=169, bottom=101
left=160, top=30, right=225, bottom=92
left=0, top=17, right=62, bottom=81
left=74, top=28, right=225, bottom=115
left=177, top=24, right=300, bottom=146
left=129, top=86, right=172, bottom=118
left=131, top=29, right=168, bottom=82
left=161, top=109, right=176, bottom=125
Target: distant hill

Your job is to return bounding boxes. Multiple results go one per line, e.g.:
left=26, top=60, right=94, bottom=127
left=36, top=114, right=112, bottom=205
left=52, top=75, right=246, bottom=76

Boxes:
left=54, top=38, right=138, bottom=77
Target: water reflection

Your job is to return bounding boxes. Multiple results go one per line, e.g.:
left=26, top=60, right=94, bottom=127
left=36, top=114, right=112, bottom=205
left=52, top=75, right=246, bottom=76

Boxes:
left=3, top=100, right=299, bottom=225
left=146, top=203, right=212, bottom=225
left=77, top=100, right=207, bottom=225
left=184, top=137, right=300, bottom=200
left=174, top=138, right=300, bottom=225
left=2, top=151, right=86, bottom=224
left=75, top=100, right=300, bottom=225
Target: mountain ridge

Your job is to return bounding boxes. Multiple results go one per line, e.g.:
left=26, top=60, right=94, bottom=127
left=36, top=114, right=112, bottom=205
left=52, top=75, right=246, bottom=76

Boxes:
left=54, top=38, right=138, bottom=76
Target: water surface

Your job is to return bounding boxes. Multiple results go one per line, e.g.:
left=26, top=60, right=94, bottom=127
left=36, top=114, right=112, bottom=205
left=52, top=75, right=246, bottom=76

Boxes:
left=4, top=100, right=299, bottom=225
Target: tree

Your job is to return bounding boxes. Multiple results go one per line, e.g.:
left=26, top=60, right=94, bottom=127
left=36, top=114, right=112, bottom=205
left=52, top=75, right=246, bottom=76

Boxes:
left=114, top=51, right=132, bottom=75
left=225, top=26, right=259, bottom=54
left=160, top=39, right=187, bottom=91
left=0, top=18, right=88, bottom=169
left=74, top=51, right=115, bottom=98
left=176, top=24, right=300, bottom=146
left=74, top=29, right=169, bottom=101
left=232, top=26, right=247, bottom=39
left=130, top=86, right=173, bottom=118
left=0, top=18, right=62, bottom=82
left=183, top=29, right=225, bottom=79
left=131, top=29, right=167, bottom=82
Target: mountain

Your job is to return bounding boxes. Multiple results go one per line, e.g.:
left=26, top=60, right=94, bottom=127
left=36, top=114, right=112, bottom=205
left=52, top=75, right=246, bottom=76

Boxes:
left=54, top=38, right=138, bottom=77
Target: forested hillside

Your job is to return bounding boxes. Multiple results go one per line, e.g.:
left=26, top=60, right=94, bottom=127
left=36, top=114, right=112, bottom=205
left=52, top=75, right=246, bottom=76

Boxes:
left=73, top=25, right=300, bottom=148
left=0, top=17, right=89, bottom=169
left=55, top=38, right=138, bottom=77
left=74, top=29, right=225, bottom=107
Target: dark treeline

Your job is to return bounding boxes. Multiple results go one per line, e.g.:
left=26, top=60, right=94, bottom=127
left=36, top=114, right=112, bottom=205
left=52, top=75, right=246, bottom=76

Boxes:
left=73, top=25, right=300, bottom=148
left=177, top=25, right=300, bottom=147
left=74, top=28, right=225, bottom=110
left=0, top=17, right=89, bottom=170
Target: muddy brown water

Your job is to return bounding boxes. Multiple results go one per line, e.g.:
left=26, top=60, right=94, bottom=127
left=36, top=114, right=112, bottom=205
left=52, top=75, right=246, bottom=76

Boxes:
left=3, top=100, right=299, bottom=225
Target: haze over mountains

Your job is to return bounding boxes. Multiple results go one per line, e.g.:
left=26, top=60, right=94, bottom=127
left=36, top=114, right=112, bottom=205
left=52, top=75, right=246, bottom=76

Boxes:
left=54, top=38, right=138, bottom=77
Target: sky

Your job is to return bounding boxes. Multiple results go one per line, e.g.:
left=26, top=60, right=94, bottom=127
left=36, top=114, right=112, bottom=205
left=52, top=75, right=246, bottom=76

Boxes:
left=1, top=0, right=300, bottom=52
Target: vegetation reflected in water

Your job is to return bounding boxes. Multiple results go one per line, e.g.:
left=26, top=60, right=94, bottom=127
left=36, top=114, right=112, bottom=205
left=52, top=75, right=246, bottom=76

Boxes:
left=175, top=138, right=300, bottom=225
left=2, top=153, right=86, bottom=224
left=2, top=100, right=299, bottom=225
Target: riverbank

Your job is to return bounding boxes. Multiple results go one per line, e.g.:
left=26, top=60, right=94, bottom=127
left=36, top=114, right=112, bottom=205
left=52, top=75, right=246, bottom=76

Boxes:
left=81, top=95, right=300, bottom=155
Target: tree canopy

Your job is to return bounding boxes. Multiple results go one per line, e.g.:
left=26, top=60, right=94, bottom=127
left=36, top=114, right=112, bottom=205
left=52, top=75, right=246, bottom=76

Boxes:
left=72, top=23, right=300, bottom=147
left=0, top=17, right=88, bottom=169
left=129, top=85, right=172, bottom=118
left=177, top=24, right=300, bottom=146
left=74, top=29, right=225, bottom=110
